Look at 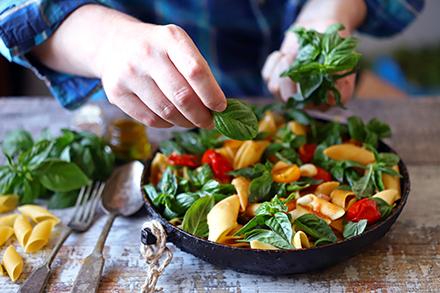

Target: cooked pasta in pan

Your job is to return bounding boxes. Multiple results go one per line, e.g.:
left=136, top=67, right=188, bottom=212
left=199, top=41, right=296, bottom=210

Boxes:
left=145, top=104, right=401, bottom=250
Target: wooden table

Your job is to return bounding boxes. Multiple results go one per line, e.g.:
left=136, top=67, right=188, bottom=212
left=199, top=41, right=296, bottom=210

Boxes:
left=0, top=97, right=439, bottom=292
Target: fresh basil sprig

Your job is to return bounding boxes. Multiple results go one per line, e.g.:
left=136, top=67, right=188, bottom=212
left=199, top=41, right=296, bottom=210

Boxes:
left=213, top=99, right=258, bottom=140
left=281, top=23, right=361, bottom=107
left=343, top=219, right=367, bottom=239
left=347, top=116, right=391, bottom=148
left=182, top=195, right=215, bottom=237
left=294, top=214, right=337, bottom=246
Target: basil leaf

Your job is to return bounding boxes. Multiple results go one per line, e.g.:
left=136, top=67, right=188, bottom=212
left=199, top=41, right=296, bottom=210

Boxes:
left=182, top=195, right=215, bottom=237
left=48, top=190, right=78, bottom=209
left=245, top=229, right=293, bottom=249
left=159, top=140, right=184, bottom=155
left=35, top=159, right=90, bottom=192
left=367, top=118, right=391, bottom=138
left=249, top=171, right=273, bottom=203
left=343, top=220, right=368, bottom=239
left=158, top=167, right=177, bottom=196
left=265, top=212, right=293, bottom=243
left=2, top=129, right=33, bottom=157
left=173, top=131, right=206, bottom=155
left=372, top=197, right=393, bottom=219
left=347, top=116, right=366, bottom=142
left=353, top=165, right=375, bottom=198
left=213, top=99, right=258, bottom=140
left=256, top=197, right=288, bottom=216
left=234, top=215, right=268, bottom=236
left=377, top=153, right=400, bottom=166
left=294, top=214, right=337, bottom=243
left=144, top=184, right=159, bottom=206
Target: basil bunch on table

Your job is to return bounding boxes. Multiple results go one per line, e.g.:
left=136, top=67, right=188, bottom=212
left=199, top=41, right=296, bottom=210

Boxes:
left=281, top=23, right=361, bottom=107
left=0, top=129, right=115, bottom=207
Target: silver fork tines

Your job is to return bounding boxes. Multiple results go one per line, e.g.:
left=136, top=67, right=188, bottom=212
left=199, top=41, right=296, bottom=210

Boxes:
left=69, top=181, right=105, bottom=232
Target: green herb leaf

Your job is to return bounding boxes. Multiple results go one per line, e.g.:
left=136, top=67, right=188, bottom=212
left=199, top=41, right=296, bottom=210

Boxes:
left=249, top=171, right=273, bottom=203
left=352, top=164, right=375, bottom=198
left=294, top=214, right=337, bottom=243
left=158, top=167, right=178, bottom=196
left=182, top=195, right=215, bottom=237
left=265, top=212, right=293, bottom=243
left=245, top=229, right=293, bottom=249
left=35, top=159, right=90, bottom=192
left=343, top=220, right=368, bottom=239
left=2, top=129, right=33, bottom=157
left=48, top=190, right=79, bottom=209
left=372, top=197, right=394, bottom=219
left=213, top=99, right=258, bottom=140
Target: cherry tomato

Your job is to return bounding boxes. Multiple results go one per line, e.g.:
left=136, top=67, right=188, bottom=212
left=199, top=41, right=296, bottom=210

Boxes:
left=299, top=143, right=317, bottom=163
left=346, top=198, right=381, bottom=224
left=168, top=153, right=199, bottom=168
left=313, top=167, right=332, bottom=182
left=202, top=149, right=233, bottom=182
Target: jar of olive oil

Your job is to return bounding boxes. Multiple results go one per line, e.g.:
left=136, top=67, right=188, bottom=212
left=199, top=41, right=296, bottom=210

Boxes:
left=107, top=119, right=151, bottom=162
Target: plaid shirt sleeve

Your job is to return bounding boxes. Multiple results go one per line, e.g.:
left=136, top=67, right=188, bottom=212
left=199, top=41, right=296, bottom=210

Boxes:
left=0, top=0, right=103, bottom=109
left=358, top=0, right=425, bottom=37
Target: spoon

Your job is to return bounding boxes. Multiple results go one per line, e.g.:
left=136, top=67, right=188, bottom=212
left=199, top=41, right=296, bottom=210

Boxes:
left=71, top=161, right=145, bottom=293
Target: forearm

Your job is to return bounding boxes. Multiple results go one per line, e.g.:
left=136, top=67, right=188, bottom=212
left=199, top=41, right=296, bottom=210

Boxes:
left=296, top=0, right=367, bottom=33
left=31, top=4, right=142, bottom=78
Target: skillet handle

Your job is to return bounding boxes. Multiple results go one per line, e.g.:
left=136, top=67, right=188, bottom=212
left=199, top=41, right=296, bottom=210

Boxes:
left=139, top=220, right=172, bottom=293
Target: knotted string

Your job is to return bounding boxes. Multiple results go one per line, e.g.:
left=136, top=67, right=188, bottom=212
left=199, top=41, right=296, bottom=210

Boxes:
left=139, top=220, right=173, bottom=293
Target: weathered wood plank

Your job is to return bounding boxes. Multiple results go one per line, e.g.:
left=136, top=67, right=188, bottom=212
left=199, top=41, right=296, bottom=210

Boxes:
left=0, top=97, right=439, bottom=292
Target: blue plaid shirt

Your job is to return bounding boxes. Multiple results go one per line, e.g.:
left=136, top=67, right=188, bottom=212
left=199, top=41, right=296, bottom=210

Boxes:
left=0, top=0, right=424, bottom=109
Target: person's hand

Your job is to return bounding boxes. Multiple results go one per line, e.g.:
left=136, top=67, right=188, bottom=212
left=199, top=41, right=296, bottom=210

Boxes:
left=98, top=22, right=226, bottom=128
left=261, top=20, right=356, bottom=106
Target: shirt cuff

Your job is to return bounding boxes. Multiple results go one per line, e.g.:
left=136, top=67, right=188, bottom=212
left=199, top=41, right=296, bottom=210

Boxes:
left=357, top=0, right=425, bottom=37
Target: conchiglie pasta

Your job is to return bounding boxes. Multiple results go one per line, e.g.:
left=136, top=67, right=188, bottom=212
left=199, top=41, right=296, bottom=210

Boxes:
left=17, top=205, right=60, bottom=224
left=25, top=219, right=56, bottom=253
left=382, top=165, right=401, bottom=198
left=0, top=195, right=19, bottom=213
left=0, top=214, right=18, bottom=227
left=297, top=194, right=345, bottom=221
left=323, top=144, right=375, bottom=165
left=2, top=245, right=23, bottom=282
left=373, top=189, right=400, bottom=206
left=250, top=240, right=278, bottom=250
left=207, top=195, right=240, bottom=242
left=231, top=177, right=250, bottom=212
left=330, top=189, right=357, bottom=210
left=315, top=181, right=340, bottom=196
left=292, top=231, right=311, bottom=249
left=288, top=121, right=308, bottom=136
left=233, top=141, right=269, bottom=169
left=14, top=215, right=32, bottom=248
left=0, top=226, right=14, bottom=246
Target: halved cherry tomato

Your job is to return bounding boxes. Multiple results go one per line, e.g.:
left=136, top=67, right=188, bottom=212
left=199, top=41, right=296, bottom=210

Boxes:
left=168, top=153, right=199, bottom=168
left=346, top=198, right=381, bottom=224
left=299, top=143, right=317, bottom=163
left=313, top=167, right=333, bottom=182
left=271, top=161, right=301, bottom=183
left=202, top=149, right=233, bottom=182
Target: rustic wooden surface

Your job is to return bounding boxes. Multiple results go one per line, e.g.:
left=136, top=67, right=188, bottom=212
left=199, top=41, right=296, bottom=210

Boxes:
left=0, top=97, right=439, bottom=293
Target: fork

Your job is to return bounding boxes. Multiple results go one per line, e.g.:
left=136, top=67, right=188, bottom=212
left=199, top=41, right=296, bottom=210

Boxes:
left=18, top=181, right=105, bottom=293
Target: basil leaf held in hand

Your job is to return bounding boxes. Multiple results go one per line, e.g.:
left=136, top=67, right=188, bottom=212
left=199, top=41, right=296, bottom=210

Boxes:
left=213, top=99, right=258, bottom=140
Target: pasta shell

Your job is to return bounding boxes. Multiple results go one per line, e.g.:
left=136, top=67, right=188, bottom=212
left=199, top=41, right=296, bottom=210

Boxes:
left=292, top=231, right=311, bottom=249
left=149, top=152, right=168, bottom=185
left=14, top=215, right=32, bottom=248
left=231, top=177, right=250, bottom=212
left=25, top=219, right=56, bottom=253
left=258, top=111, right=278, bottom=137
left=233, top=141, right=269, bottom=169
left=323, top=144, right=375, bottom=165
left=299, top=164, right=317, bottom=177
left=0, top=195, right=19, bottom=213
left=0, top=226, right=14, bottom=246
left=330, top=189, right=356, bottom=210
left=288, top=121, right=307, bottom=136
left=288, top=205, right=312, bottom=221
left=315, top=181, right=340, bottom=196
left=2, top=245, right=23, bottom=282
left=244, top=203, right=261, bottom=217
left=0, top=214, right=18, bottom=227
left=215, top=146, right=235, bottom=164
left=297, top=194, right=345, bottom=221
left=373, top=189, right=399, bottom=206
left=207, top=195, right=240, bottom=242
left=250, top=240, right=278, bottom=250
left=382, top=165, right=401, bottom=199
left=17, top=205, right=60, bottom=224
left=223, top=140, right=244, bottom=151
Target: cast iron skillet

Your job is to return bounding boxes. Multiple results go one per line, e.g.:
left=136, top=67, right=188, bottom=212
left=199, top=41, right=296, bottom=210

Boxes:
left=140, top=128, right=410, bottom=275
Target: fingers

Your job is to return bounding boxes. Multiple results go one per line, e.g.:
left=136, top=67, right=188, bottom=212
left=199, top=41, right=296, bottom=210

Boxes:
left=262, top=51, right=282, bottom=81
left=148, top=56, right=214, bottom=129
left=163, top=25, right=227, bottom=112
left=267, top=55, right=295, bottom=100
left=129, top=76, right=195, bottom=128
left=107, top=92, right=173, bottom=128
